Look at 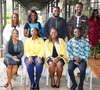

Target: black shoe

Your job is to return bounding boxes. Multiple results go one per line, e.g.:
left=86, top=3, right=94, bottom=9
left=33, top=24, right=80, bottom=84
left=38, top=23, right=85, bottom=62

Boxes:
left=78, top=84, right=83, bottom=90
left=55, top=85, right=60, bottom=88
left=51, top=84, right=56, bottom=88
left=30, top=88, right=35, bottom=90
left=30, top=84, right=36, bottom=90
left=30, top=88, right=34, bottom=90
left=70, top=84, right=77, bottom=90
left=34, top=84, right=39, bottom=90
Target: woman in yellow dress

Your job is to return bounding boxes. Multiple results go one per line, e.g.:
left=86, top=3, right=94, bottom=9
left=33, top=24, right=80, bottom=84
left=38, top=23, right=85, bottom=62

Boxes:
left=45, top=27, right=68, bottom=88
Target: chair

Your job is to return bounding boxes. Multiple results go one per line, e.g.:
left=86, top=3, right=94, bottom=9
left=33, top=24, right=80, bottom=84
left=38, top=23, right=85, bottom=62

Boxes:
left=0, top=64, right=6, bottom=87
left=66, top=67, right=90, bottom=88
left=24, top=65, right=48, bottom=86
left=89, top=68, right=93, bottom=90
left=0, top=64, right=23, bottom=87
left=18, top=65, right=23, bottom=86
left=44, top=65, right=68, bottom=86
left=44, top=66, right=49, bottom=86
left=24, top=66, right=38, bottom=86
left=24, top=67, right=29, bottom=86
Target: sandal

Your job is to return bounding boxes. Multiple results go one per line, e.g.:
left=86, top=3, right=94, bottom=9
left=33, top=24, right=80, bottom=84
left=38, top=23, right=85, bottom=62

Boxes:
left=13, top=74, right=18, bottom=78
left=4, top=83, right=8, bottom=88
left=7, top=85, right=13, bottom=90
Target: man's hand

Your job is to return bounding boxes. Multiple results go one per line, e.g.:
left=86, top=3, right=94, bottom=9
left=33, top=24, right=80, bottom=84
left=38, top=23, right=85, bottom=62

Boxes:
left=28, top=56, right=34, bottom=64
left=73, top=56, right=81, bottom=63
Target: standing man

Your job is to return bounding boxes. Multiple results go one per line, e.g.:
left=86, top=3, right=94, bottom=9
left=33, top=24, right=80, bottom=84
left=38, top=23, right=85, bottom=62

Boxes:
left=68, top=2, right=89, bottom=39
left=44, top=7, right=68, bottom=39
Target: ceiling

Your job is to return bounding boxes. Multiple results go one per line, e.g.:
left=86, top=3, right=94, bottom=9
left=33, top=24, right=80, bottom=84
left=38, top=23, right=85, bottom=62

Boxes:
left=17, top=0, right=54, bottom=10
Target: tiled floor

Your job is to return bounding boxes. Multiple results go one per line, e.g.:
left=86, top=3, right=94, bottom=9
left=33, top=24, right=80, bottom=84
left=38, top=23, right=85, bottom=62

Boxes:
left=0, top=75, right=100, bottom=90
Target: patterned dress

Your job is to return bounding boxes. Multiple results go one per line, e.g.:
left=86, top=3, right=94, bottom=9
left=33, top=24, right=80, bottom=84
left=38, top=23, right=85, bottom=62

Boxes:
left=88, top=18, right=100, bottom=46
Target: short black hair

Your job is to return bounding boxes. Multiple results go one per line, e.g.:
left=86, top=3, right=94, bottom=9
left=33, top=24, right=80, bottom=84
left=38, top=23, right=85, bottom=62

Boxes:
left=30, top=27, right=39, bottom=37
left=74, top=27, right=82, bottom=31
left=31, top=27, right=39, bottom=32
left=53, top=6, right=60, bottom=10
left=12, top=29, right=19, bottom=35
left=76, top=2, right=83, bottom=7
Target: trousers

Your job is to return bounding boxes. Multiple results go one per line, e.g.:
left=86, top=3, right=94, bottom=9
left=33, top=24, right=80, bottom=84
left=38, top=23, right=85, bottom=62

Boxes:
left=68, top=60, right=87, bottom=86
left=24, top=56, right=44, bottom=84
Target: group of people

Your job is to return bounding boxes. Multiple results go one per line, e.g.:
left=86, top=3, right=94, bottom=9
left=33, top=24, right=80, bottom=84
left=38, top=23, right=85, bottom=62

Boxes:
left=2, top=2, right=100, bottom=90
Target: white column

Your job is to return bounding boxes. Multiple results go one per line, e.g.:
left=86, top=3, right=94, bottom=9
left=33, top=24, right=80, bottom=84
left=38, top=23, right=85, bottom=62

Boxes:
left=20, top=7, right=27, bottom=25
left=4, top=0, right=6, bottom=27
left=14, top=1, right=19, bottom=13
left=0, top=1, right=3, bottom=46
left=12, top=0, right=14, bottom=14
left=90, top=71, right=93, bottom=90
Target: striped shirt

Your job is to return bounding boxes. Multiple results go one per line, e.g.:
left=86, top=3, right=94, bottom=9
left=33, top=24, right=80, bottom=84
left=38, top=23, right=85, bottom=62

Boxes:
left=67, top=37, right=90, bottom=61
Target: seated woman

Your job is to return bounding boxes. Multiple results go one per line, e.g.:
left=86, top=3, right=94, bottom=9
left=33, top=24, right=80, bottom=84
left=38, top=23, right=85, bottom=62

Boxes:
left=24, top=27, right=45, bottom=90
left=44, top=27, right=68, bottom=88
left=4, top=29, right=24, bottom=90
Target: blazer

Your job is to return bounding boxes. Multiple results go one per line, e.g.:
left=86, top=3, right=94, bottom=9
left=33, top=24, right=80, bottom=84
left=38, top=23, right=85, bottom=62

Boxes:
left=4, top=40, right=24, bottom=66
left=45, top=38, right=68, bottom=66
left=5, top=40, right=24, bottom=60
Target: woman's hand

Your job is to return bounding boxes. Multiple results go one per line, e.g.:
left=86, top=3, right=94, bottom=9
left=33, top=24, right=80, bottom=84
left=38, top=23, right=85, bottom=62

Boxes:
left=36, top=57, right=42, bottom=63
left=24, top=29, right=29, bottom=37
left=49, top=56, right=54, bottom=60
left=13, top=56, right=19, bottom=62
left=53, top=57, right=60, bottom=63
left=28, top=56, right=34, bottom=64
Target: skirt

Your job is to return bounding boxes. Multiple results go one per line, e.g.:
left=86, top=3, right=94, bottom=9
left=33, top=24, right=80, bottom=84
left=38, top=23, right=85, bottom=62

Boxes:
left=4, top=57, right=21, bottom=67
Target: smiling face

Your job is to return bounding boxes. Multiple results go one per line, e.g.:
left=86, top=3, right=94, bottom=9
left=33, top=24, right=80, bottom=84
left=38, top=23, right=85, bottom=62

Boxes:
left=12, top=30, right=18, bottom=39
left=31, top=12, right=37, bottom=22
left=50, top=28, right=58, bottom=40
left=31, top=28, right=38, bottom=37
left=74, top=28, right=81, bottom=38
left=94, top=11, right=98, bottom=17
left=53, top=8, right=60, bottom=18
left=12, top=14, right=18, bottom=23
left=75, top=4, right=83, bottom=14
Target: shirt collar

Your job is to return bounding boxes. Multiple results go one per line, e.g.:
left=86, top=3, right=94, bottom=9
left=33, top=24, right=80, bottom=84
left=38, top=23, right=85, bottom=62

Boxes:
left=73, top=37, right=84, bottom=42
left=75, top=14, right=83, bottom=18
left=52, top=16, right=60, bottom=20
left=30, top=36, right=39, bottom=40
left=12, top=25, right=20, bottom=28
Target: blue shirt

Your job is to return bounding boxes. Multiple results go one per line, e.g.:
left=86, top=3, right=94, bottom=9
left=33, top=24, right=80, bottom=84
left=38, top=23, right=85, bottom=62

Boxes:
left=67, top=37, right=90, bottom=61
left=24, top=22, right=42, bottom=37
left=27, top=23, right=39, bottom=34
